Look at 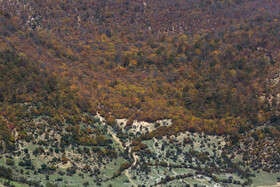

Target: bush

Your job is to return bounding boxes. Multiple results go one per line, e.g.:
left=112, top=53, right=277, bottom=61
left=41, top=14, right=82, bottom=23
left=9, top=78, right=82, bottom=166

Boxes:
left=0, top=165, right=12, bottom=179
left=6, top=158, right=14, bottom=166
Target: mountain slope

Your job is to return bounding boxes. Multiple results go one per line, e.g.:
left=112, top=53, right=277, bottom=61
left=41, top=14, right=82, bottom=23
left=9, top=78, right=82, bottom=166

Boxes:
left=0, top=0, right=279, bottom=186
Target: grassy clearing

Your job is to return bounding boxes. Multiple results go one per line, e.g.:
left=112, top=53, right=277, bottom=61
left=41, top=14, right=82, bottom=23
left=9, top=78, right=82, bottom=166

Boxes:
left=252, top=172, right=279, bottom=187
left=0, top=178, right=29, bottom=187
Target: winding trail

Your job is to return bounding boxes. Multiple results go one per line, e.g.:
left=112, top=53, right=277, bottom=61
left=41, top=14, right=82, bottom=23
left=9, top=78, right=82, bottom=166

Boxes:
left=132, top=152, right=139, bottom=166
left=258, top=183, right=280, bottom=187
left=107, top=128, right=124, bottom=149
left=124, top=168, right=137, bottom=186
left=125, top=152, right=138, bottom=186
left=103, top=120, right=137, bottom=186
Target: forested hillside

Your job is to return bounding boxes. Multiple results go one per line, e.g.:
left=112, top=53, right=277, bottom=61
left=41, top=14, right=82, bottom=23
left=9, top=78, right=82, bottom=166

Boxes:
left=0, top=0, right=279, bottom=186
left=0, top=0, right=279, bottom=127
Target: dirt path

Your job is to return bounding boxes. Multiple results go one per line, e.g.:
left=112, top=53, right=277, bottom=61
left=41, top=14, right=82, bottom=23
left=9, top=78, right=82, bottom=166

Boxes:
left=124, top=152, right=138, bottom=186
left=132, top=152, right=138, bottom=166
left=258, top=183, right=280, bottom=187
left=124, top=169, right=137, bottom=186
left=106, top=123, right=137, bottom=186
left=97, top=114, right=138, bottom=186
left=107, top=128, right=124, bottom=149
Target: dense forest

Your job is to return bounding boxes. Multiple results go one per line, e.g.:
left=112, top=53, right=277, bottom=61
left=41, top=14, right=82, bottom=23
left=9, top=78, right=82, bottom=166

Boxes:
left=0, top=0, right=279, bottom=186
left=0, top=47, right=95, bottom=148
